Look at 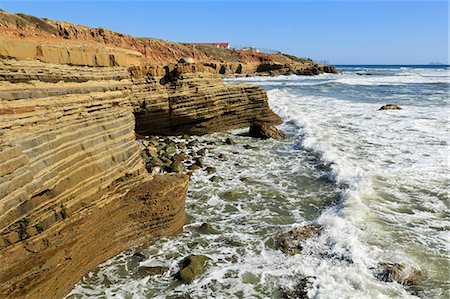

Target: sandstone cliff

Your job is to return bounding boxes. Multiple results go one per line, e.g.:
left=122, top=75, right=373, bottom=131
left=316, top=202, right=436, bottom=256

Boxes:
left=0, top=59, right=281, bottom=298
left=0, top=9, right=322, bottom=298
left=0, top=10, right=336, bottom=75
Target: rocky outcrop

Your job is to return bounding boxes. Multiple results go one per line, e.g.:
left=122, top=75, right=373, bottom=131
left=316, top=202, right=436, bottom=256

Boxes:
left=176, top=255, right=211, bottom=283
left=379, top=104, right=402, bottom=110
left=0, top=56, right=282, bottom=297
left=249, top=123, right=286, bottom=140
left=278, top=225, right=324, bottom=255
left=0, top=9, right=331, bottom=298
left=0, top=10, right=337, bottom=76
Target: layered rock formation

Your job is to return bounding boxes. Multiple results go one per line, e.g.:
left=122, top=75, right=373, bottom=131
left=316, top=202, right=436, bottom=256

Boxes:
left=0, top=57, right=281, bottom=297
left=0, top=10, right=337, bottom=75
left=0, top=9, right=330, bottom=298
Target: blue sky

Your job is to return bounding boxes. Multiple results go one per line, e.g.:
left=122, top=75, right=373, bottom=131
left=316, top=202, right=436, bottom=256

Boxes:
left=0, top=1, right=448, bottom=64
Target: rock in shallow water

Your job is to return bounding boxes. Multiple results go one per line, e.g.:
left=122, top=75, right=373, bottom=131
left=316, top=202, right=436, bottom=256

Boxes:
left=197, top=222, right=216, bottom=234
left=374, top=262, right=423, bottom=286
left=176, top=255, right=211, bottom=283
left=249, top=123, right=285, bottom=140
left=379, top=104, right=402, bottom=110
left=278, top=224, right=323, bottom=255
left=280, top=276, right=315, bottom=299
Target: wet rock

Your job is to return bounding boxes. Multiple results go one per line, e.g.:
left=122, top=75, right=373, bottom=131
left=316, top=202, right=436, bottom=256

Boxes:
left=188, top=140, right=199, bottom=147
left=249, top=123, right=285, bottom=140
left=210, top=176, right=223, bottom=182
left=147, top=145, right=158, bottom=158
left=173, top=153, right=188, bottom=162
left=176, top=255, right=211, bottom=283
left=239, top=176, right=250, bottom=182
left=181, top=134, right=191, bottom=140
left=379, top=104, right=402, bottom=110
left=168, top=160, right=185, bottom=173
left=194, top=158, right=204, bottom=168
left=135, top=266, right=169, bottom=278
left=218, top=153, right=228, bottom=161
left=131, top=252, right=146, bottom=262
left=205, top=167, right=216, bottom=174
left=243, top=144, right=253, bottom=150
left=278, top=224, right=323, bottom=255
left=225, top=137, right=236, bottom=145
left=177, top=142, right=187, bottom=149
left=164, top=144, right=177, bottom=157
left=281, top=276, right=315, bottom=299
left=196, top=149, right=207, bottom=156
left=197, top=223, right=216, bottom=234
left=374, top=262, right=423, bottom=286
left=222, top=190, right=239, bottom=200
left=188, top=164, right=201, bottom=171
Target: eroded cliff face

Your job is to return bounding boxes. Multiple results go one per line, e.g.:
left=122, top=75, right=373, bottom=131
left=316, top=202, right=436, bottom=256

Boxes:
left=0, top=9, right=311, bottom=298
left=0, top=10, right=337, bottom=75
left=0, top=57, right=282, bottom=298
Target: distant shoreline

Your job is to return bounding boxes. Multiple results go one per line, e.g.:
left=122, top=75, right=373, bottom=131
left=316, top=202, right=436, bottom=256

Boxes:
left=335, top=64, right=449, bottom=68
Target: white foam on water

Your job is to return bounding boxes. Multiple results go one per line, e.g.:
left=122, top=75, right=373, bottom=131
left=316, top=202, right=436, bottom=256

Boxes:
left=68, top=68, right=449, bottom=298
left=265, top=82, right=449, bottom=298
left=226, top=66, right=450, bottom=86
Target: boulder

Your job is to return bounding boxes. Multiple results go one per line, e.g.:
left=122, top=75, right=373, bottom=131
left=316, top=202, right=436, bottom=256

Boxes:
left=222, top=190, right=239, bottom=200
left=225, top=137, right=236, bottom=145
left=197, top=149, right=207, bottom=156
left=218, top=153, right=228, bottom=161
left=131, top=252, right=146, bottom=262
left=281, top=276, right=315, bottom=299
left=205, top=167, right=216, bottom=174
left=168, top=159, right=185, bottom=173
left=176, top=255, right=211, bottom=283
left=379, top=104, right=402, bottom=110
left=188, top=164, right=201, bottom=171
left=210, top=176, right=223, bottom=182
left=374, top=262, right=423, bottom=286
left=249, top=123, right=285, bottom=140
left=278, top=224, right=323, bottom=255
left=197, top=223, right=216, bottom=234
left=194, top=158, right=204, bottom=168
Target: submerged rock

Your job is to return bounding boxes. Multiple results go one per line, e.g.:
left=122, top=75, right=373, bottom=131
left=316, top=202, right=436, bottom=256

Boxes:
left=278, top=224, right=323, bottom=255
left=197, top=148, right=207, bottom=156
left=197, top=222, right=216, bottom=234
left=131, top=252, right=146, bottom=262
left=205, top=167, right=216, bottom=174
left=222, top=190, right=239, bottom=200
left=379, top=104, right=402, bottom=110
left=134, top=266, right=169, bottom=278
left=374, top=262, right=423, bottom=286
left=188, top=164, right=201, bottom=171
left=194, top=158, right=204, bottom=168
left=176, top=255, right=211, bottom=283
left=249, top=123, right=285, bottom=140
left=210, top=175, right=223, bottom=182
left=218, top=153, right=228, bottom=161
left=281, top=276, right=315, bottom=299
left=225, top=137, right=236, bottom=145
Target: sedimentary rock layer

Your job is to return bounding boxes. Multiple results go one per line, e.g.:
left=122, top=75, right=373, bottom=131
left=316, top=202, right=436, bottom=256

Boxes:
left=0, top=57, right=281, bottom=298
left=0, top=10, right=337, bottom=75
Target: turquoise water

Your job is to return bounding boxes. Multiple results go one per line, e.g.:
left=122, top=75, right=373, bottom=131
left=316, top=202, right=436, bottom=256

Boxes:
left=69, top=66, right=449, bottom=298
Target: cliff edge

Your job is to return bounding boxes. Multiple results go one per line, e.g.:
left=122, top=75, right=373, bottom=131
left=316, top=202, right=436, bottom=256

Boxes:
left=0, top=9, right=325, bottom=298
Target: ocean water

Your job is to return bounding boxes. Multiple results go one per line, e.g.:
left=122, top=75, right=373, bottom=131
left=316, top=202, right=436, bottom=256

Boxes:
left=68, top=66, right=449, bottom=299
